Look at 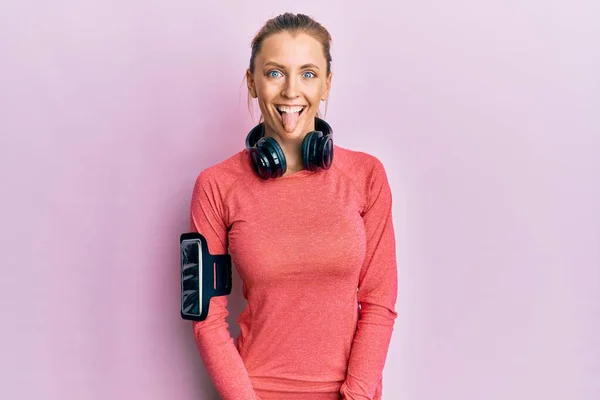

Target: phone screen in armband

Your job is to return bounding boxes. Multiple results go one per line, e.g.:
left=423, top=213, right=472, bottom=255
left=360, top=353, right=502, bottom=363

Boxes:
left=181, top=238, right=202, bottom=319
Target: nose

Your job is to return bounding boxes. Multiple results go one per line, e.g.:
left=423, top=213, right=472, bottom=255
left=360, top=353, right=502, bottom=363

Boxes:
left=281, top=77, right=299, bottom=99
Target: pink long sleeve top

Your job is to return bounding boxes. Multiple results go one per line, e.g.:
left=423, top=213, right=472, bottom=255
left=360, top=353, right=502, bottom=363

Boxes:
left=188, top=144, right=398, bottom=400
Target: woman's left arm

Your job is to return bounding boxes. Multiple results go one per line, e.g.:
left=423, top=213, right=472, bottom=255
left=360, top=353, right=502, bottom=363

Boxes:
left=339, top=158, right=399, bottom=400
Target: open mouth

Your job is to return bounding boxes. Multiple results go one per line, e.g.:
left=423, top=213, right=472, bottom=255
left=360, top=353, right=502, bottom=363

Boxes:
left=275, top=105, right=306, bottom=118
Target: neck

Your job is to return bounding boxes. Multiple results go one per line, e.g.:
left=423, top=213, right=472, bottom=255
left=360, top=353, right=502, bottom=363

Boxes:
left=264, top=127, right=304, bottom=174
left=264, top=119, right=317, bottom=175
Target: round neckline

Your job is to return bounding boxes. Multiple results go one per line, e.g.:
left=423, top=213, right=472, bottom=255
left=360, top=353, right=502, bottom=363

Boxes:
left=279, top=168, right=317, bottom=179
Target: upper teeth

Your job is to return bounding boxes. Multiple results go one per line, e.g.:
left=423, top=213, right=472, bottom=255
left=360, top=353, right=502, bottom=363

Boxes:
left=276, top=106, right=304, bottom=113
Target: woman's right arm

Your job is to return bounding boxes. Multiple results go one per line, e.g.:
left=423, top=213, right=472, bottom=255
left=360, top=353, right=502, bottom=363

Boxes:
left=189, top=170, right=259, bottom=400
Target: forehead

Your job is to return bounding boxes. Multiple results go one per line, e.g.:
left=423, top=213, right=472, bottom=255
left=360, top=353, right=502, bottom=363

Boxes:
left=257, top=31, right=326, bottom=68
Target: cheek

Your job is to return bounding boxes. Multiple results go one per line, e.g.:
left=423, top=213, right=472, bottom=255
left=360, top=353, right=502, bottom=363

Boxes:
left=258, top=93, right=277, bottom=111
left=256, top=79, right=278, bottom=98
left=308, top=81, right=327, bottom=100
left=307, top=88, right=324, bottom=105
left=256, top=101, right=271, bottom=118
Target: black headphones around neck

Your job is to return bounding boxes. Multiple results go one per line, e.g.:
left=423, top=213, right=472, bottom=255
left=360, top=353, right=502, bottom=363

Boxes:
left=245, top=117, right=334, bottom=180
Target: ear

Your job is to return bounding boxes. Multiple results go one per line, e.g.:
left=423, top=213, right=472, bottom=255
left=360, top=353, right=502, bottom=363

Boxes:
left=321, top=72, right=333, bottom=101
left=246, top=69, right=257, bottom=98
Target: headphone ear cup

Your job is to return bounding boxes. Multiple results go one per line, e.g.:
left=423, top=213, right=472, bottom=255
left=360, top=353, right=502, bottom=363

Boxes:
left=319, top=135, right=334, bottom=170
left=260, top=137, right=287, bottom=178
left=248, top=146, right=271, bottom=180
left=302, top=131, right=323, bottom=171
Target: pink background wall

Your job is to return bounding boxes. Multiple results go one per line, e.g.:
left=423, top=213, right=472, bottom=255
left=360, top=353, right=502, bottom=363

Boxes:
left=1, top=1, right=598, bottom=399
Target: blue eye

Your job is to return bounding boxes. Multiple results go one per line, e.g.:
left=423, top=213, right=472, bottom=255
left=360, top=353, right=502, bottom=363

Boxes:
left=303, top=71, right=315, bottom=79
left=268, top=70, right=282, bottom=78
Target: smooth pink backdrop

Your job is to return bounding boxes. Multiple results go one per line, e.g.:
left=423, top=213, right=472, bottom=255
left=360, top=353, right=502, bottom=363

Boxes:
left=1, top=1, right=598, bottom=399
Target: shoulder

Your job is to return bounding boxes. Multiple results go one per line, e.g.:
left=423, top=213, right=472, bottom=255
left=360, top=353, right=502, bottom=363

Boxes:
left=193, top=149, right=250, bottom=198
left=332, top=145, right=392, bottom=213
left=332, top=145, right=389, bottom=184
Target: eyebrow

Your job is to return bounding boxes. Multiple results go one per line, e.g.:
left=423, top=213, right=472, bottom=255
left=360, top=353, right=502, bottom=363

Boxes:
left=263, top=61, right=321, bottom=70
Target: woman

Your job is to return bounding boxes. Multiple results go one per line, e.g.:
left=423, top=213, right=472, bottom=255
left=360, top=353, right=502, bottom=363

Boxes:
left=189, top=12, right=398, bottom=400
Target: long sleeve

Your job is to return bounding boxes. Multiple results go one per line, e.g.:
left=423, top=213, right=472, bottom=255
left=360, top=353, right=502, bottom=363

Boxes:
left=188, top=170, right=259, bottom=400
left=339, top=159, right=399, bottom=400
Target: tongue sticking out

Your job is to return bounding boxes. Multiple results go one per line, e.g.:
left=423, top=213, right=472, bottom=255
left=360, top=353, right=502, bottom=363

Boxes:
left=281, top=110, right=301, bottom=132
